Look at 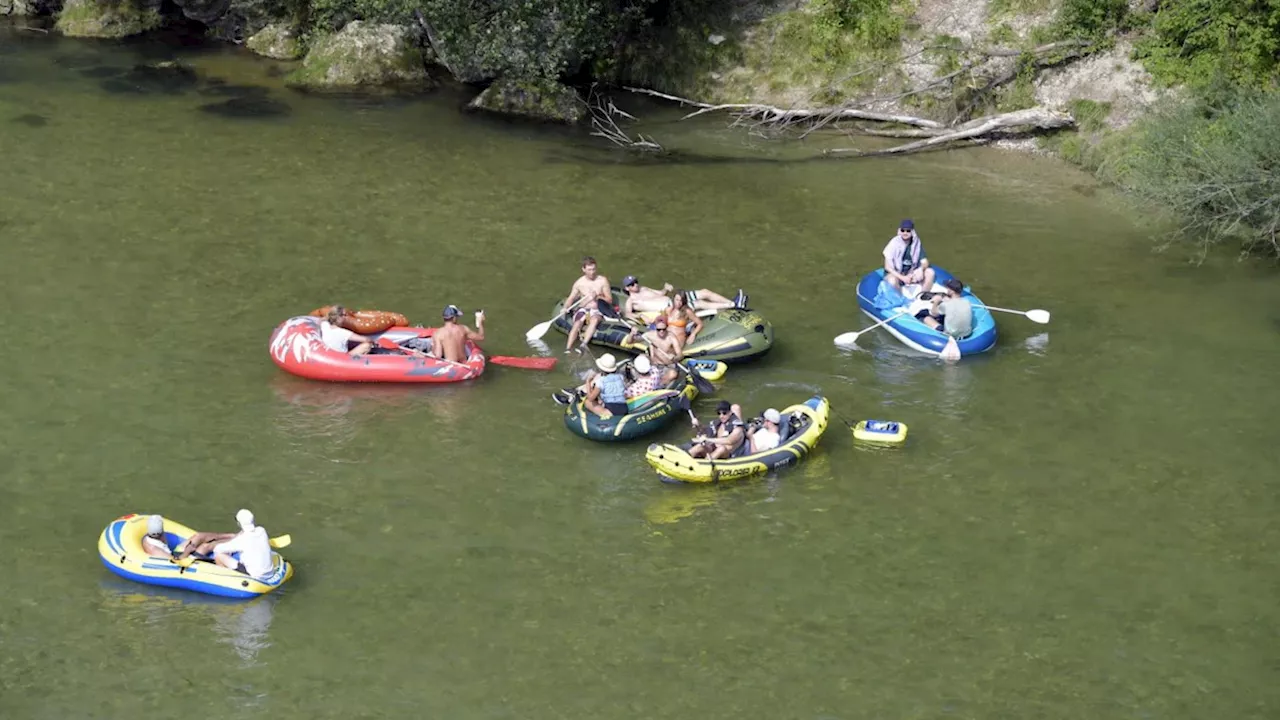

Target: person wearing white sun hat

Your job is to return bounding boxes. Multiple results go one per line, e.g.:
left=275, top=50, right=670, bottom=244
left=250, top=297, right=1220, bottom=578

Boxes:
left=211, top=509, right=274, bottom=581
left=624, top=355, right=659, bottom=399
left=583, top=353, right=629, bottom=418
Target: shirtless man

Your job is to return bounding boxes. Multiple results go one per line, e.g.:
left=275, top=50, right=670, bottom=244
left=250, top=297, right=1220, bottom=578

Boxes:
left=429, top=305, right=485, bottom=363
left=625, top=316, right=682, bottom=385
left=561, top=256, right=615, bottom=353
left=620, top=275, right=748, bottom=315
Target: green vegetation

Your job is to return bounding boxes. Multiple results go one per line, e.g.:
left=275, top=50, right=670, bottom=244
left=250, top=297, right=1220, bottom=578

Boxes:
left=1104, top=92, right=1280, bottom=257
left=1134, top=0, right=1280, bottom=91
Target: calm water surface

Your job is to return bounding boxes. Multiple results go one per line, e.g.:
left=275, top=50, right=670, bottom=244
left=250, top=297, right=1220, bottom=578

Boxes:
left=2, top=23, right=1278, bottom=720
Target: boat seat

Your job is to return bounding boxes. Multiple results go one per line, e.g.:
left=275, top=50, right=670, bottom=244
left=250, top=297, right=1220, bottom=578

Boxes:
left=777, top=414, right=794, bottom=444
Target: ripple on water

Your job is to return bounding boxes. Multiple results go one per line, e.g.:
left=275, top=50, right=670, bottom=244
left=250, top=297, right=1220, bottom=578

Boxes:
left=77, top=65, right=128, bottom=79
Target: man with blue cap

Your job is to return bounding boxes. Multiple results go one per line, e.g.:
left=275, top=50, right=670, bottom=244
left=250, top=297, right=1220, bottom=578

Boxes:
left=428, top=304, right=485, bottom=363
left=619, top=274, right=748, bottom=319
left=882, top=218, right=934, bottom=296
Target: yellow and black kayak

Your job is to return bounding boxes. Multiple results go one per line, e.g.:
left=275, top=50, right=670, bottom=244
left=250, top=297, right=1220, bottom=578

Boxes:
left=563, top=360, right=725, bottom=442
left=550, top=289, right=774, bottom=363
left=645, top=396, right=829, bottom=483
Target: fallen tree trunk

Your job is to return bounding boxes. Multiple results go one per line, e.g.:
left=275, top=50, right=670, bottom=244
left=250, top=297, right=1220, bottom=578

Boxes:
left=622, top=86, right=944, bottom=129
left=827, top=108, right=1073, bottom=158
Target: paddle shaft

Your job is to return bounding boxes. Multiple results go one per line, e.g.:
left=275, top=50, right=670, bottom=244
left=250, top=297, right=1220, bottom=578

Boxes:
left=836, top=309, right=906, bottom=344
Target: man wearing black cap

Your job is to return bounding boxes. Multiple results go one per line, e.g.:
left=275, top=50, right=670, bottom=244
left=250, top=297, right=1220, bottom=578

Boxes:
left=689, top=399, right=746, bottom=459
left=882, top=219, right=934, bottom=295
left=429, top=304, right=485, bottom=363
left=620, top=275, right=748, bottom=315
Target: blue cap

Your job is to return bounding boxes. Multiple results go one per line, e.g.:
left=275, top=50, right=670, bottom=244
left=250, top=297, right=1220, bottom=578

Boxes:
left=442, top=305, right=462, bottom=319
left=900, top=219, right=914, bottom=230
left=623, top=275, right=638, bottom=287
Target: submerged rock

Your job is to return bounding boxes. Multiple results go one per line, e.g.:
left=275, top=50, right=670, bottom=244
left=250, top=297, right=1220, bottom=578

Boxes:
left=11, top=113, right=50, bottom=127
left=99, top=61, right=199, bottom=95
left=197, top=82, right=271, bottom=98
left=55, top=0, right=163, bottom=39
left=467, top=79, right=584, bottom=124
left=198, top=96, right=291, bottom=119
left=246, top=23, right=302, bottom=61
left=287, top=21, right=434, bottom=91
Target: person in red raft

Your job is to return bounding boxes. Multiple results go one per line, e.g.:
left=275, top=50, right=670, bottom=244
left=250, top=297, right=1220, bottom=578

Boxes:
left=396, top=305, right=486, bottom=362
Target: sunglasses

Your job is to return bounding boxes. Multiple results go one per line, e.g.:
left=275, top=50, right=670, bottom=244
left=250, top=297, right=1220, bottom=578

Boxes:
left=655, top=326, right=668, bottom=332
left=717, top=410, right=730, bottom=415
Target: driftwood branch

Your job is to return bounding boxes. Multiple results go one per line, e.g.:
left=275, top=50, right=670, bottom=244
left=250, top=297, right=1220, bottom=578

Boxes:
left=587, top=86, right=663, bottom=153
left=827, top=108, right=1073, bottom=158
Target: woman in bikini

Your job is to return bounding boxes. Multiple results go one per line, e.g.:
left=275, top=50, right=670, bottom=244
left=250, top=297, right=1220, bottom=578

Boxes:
left=664, top=290, right=704, bottom=354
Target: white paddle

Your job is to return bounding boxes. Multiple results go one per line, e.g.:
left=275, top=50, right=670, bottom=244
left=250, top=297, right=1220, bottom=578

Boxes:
left=526, top=297, right=587, bottom=341
left=834, top=309, right=907, bottom=347
left=976, top=305, right=1051, bottom=324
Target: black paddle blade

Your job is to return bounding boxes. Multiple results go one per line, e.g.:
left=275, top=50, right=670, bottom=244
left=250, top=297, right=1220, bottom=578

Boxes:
left=688, top=368, right=716, bottom=396
left=551, top=389, right=575, bottom=406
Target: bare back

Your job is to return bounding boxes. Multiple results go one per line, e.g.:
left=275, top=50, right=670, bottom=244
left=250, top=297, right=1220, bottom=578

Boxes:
left=432, top=324, right=469, bottom=363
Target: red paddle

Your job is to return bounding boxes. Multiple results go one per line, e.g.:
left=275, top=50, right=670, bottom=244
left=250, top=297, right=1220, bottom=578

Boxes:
left=489, top=356, right=557, bottom=370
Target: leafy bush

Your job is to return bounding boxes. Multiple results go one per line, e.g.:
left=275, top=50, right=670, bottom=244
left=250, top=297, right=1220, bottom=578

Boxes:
left=811, top=0, right=906, bottom=51
left=1051, top=0, right=1128, bottom=42
left=1105, top=91, right=1280, bottom=256
left=1134, top=0, right=1280, bottom=90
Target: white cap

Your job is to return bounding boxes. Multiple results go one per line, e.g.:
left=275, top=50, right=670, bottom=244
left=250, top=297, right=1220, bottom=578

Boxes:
left=634, top=355, right=651, bottom=374
left=147, top=515, right=164, bottom=535
left=763, top=408, right=781, bottom=424
left=235, top=508, right=255, bottom=531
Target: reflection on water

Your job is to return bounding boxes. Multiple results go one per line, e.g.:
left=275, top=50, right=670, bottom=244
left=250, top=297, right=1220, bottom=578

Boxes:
left=1024, top=332, right=1051, bottom=355
left=268, top=374, right=474, bottom=450
left=97, top=579, right=280, bottom=669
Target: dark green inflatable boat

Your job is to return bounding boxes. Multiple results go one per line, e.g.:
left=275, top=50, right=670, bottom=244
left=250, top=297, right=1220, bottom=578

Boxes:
left=563, top=364, right=700, bottom=442
left=550, top=289, right=773, bottom=363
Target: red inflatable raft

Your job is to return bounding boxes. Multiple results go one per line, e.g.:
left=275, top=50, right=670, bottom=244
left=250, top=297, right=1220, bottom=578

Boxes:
left=269, top=316, right=486, bottom=383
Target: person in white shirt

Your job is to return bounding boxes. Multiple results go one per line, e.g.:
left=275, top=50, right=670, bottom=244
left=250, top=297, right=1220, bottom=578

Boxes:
left=747, top=408, right=782, bottom=453
left=142, top=515, right=173, bottom=558
left=212, top=509, right=275, bottom=581
left=320, top=306, right=372, bottom=356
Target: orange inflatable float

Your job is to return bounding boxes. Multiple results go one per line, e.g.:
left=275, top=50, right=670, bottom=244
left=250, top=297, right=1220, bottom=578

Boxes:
left=309, top=306, right=410, bottom=335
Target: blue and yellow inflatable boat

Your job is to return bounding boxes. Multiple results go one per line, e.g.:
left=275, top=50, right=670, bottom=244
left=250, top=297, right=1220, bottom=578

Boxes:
left=98, top=514, right=294, bottom=599
left=855, top=267, right=997, bottom=357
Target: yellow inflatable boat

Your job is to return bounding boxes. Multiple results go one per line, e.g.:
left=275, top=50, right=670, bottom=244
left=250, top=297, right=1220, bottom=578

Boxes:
left=98, top=514, right=294, bottom=599
left=645, top=395, right=830, bottom=483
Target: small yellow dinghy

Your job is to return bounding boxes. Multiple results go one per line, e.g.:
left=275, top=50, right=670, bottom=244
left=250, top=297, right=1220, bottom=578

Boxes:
left=98, top=514, right=294, bottom=599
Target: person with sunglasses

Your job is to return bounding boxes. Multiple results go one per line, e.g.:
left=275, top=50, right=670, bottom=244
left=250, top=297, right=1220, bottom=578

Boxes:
left=882, top=219, right=935, bottom=296
left=619, top=275, right=749, bottom=317
left=625, top=316, right=682, bottom=385
left=689, top=400, right=746, bottom=459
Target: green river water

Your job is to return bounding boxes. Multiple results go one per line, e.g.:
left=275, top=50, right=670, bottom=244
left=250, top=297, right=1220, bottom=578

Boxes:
left=2, top=23, right=1278, bottom=720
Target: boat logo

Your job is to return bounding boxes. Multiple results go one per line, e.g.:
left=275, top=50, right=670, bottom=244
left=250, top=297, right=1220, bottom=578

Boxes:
left=270, top=317, right=322, bottom=365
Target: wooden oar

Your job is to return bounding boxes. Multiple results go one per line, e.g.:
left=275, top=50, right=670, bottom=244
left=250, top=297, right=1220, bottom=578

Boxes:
left=834, top=309, right=907, bottom=347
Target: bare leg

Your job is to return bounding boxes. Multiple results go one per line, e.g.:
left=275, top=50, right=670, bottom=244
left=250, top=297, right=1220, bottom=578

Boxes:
left=692, top=289, right=735, bottom=311
left=214, top=553, right=241, bottom=572
left=922, top=267, right=937, bottom=292
left=922, top=316, right=942, bottom=330
left=350, top=341, right=372, bottom=357
left=710, top=444, right=732, bottom=459
left=566, top=315, right=587, bottom=351
left=581, top=314, right=603, bottom=347
left=176, top=531, right=235, bottom=559
left=689, top=442, right=709, bottom=458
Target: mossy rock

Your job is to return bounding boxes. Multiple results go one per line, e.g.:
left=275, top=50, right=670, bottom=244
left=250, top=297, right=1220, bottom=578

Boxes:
left=56, top=0, right=162, bottom=39
left=246, top=23, right=302, bottom=61
left=286, top=21, right=434, bottom=91
left=467, top=79, right=584, bottom=124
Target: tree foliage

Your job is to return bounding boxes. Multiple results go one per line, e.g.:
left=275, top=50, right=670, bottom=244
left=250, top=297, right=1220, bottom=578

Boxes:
left=1106, top=91, right=1280, bottom=257
left=1134, top=0, right=1280, bottom=90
